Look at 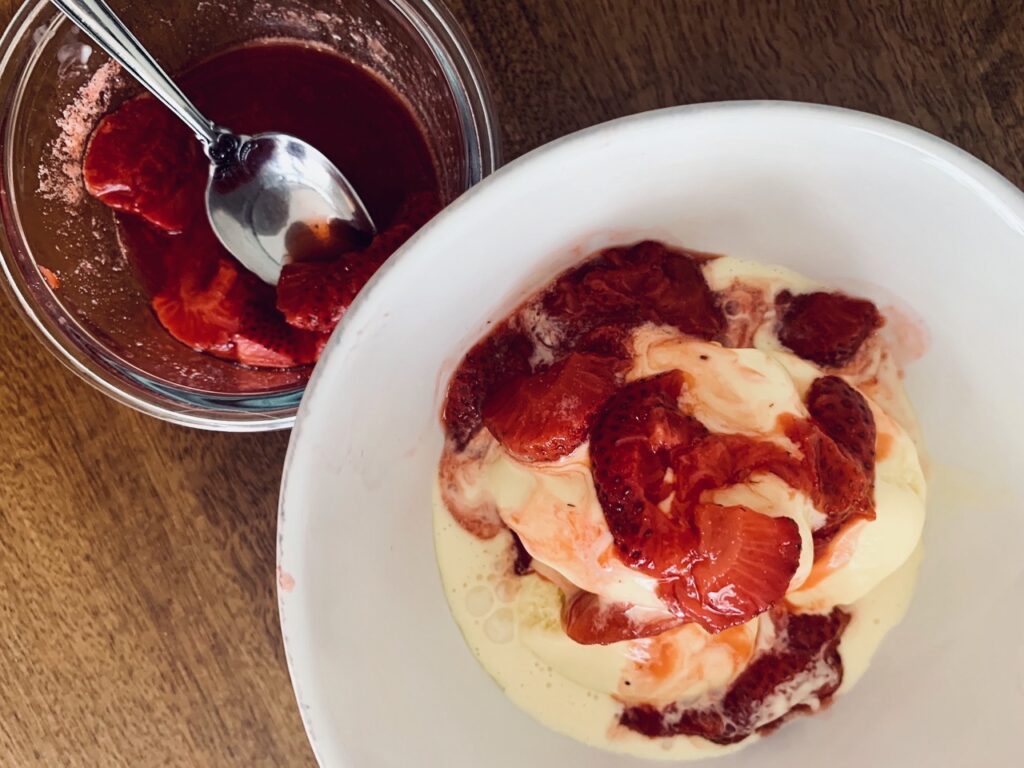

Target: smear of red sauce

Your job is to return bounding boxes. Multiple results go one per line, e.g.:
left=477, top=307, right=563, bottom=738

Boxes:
left=563, top=592, right=684, bottom=645
left=83, top=42, right=440, bottom=368
left=277, top=566, right=296, bottom=593
left=792, top=519, right=866, bottom=594
left=881, top=303, right=931, bottom=366
left=876, top=431, right=895, bottom=462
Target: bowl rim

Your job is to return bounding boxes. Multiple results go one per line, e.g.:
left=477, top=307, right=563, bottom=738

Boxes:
left=0, top=0, right=502, bottom=432
left=276, top=98, right=1024, bottom=764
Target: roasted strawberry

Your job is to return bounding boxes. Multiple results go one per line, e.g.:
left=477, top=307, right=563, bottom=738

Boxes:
left=482, top=352, right=619, bottom=462
left=233, top=291, right=327, bottom=368
left=689, top=504, right=801, bottom=626
left=277, top=222, right=414, bottom=333
left=83, top=97, right=205, bottom=233
left=811, top=436, right=874, bottom=523
left=232, top=325, right=326, bottom=368
left=276, top=260, right=347, bottom=332
left=590, top=371, right=708, bottom=568
left=629, top=241, right=724, bottom=339
left=542, top=241, right=725, bottom=347
left=129, top=211, right=248, bottom=357
left=152, top=256, right=241, bottom=353
left=777, top=291, right=883, bottom=367
left=806, top=375, right=876, bottom=473
left=777, top=377, right=879, bottom=544
left=443, top=325, right=534, bottom=450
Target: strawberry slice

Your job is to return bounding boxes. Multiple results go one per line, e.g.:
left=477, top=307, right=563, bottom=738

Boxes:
left=84, top=97, right=205, bottom=233
left=590, top=371, right=709, bottom=570
left=689, top=504, right=801, bottom=627
left=806, top=375, right=876, bottom=473
left=542, top=241, right=725, bottom=347
left=443, top=325, right=534, bottom=450
left=777, top=291, right=883, bottom=367
left=152, top=256, right=241, bottom=353
left=276, top=260, right=348, bottom=332
left=232, top=321, right=326, bottom=368
left=631, top=241, right=724, bottom=338
left=482, top=352, right=620, bottom=462
left=800, top=376, right=877, bottom=542
left=233, top=279, right=326, bottom=368
left=809, top=436, right=874, bottom=527
left=277, top=221, right=415, bottom=333
left=563, top=591, right=683, bottom=645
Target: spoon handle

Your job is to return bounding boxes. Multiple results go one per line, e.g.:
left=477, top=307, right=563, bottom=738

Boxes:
left=50, top=0, right=219, bottom=147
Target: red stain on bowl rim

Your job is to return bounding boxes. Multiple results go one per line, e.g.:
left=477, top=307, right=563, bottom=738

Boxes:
left=277, top=566, right=296, bottom=593
left=881, top=303, right=930, bottom=367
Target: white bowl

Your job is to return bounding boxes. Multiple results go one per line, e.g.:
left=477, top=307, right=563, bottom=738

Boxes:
left=278, top=102, right=1024, bottom=767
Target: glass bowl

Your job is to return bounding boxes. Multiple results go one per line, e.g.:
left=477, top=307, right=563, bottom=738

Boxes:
left=0, top=0, right=499, bottom=431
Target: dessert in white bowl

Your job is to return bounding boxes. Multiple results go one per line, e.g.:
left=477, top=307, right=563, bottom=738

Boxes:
left=436, top=242, right=925, bottom=758
left=277, top=104, right=1024, bottom=768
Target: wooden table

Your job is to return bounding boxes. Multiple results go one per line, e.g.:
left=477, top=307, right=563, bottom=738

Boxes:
left=1, top=0, right=1020, bottom=764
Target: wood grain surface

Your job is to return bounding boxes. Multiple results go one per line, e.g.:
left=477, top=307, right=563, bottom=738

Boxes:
left=1, top=0, right=1020, bottom=765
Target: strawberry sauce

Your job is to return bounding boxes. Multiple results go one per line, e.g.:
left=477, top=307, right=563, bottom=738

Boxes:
left=440, top=240, right=886, bottom=745
left=83, top=42, right=440, bottom=368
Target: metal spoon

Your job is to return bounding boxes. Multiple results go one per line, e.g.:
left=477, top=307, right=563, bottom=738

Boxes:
left=51, top=0, right=376, bottom=285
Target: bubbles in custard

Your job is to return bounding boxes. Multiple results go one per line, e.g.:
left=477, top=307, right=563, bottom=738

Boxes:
left=465, top=586, right=494, bottom=617
left=496, top=578, right=520, bottom=603
left=484, top=608, right=515, bottom=644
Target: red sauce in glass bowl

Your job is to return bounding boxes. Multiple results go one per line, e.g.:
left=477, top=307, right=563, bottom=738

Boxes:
left=83, top=41, right=440, bottom=368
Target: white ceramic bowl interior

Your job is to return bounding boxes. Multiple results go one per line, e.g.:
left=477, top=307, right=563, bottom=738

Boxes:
left=279, top=102, right=1024, bottom=767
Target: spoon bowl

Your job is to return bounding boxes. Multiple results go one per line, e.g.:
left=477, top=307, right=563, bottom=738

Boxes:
left=207, top=132, right=375, bottom=285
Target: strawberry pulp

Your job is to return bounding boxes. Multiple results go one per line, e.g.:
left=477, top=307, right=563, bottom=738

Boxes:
left=83, top=42, right=441, bottom=368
